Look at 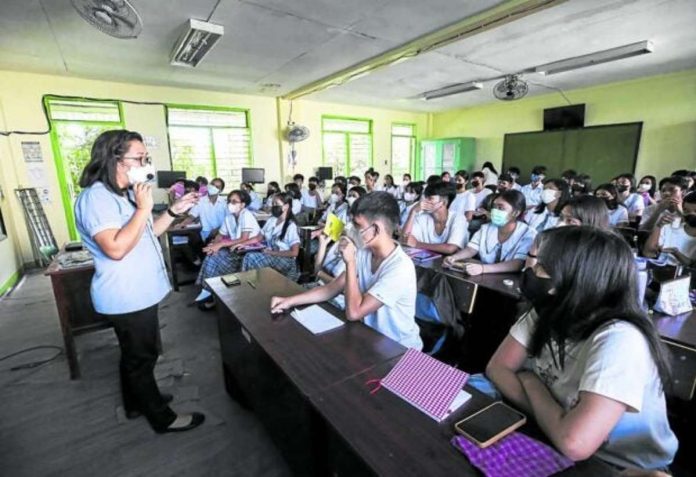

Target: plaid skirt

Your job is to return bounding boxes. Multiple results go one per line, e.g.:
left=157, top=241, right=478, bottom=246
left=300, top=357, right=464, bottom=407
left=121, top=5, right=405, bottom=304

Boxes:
left=242, top=252, right=299, bottom=282
left=196, top=248, right=243, bottom=289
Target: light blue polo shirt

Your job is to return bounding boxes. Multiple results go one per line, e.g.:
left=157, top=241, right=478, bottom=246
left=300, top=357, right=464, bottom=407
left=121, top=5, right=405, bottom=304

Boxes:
left=74, top=181, right=171, bottom=315
left=189, top=194, right=227, bottom=240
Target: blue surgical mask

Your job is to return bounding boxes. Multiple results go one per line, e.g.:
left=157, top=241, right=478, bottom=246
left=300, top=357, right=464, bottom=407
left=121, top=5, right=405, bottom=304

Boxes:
left=207, top=185, right=220, bottom=196
left=531, top=174, right=540, bottom=182
left=490, top=208, right=509, bottom=227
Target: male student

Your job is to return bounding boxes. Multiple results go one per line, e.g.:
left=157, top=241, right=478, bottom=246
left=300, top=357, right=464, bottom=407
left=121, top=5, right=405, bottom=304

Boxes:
left=640, top=175, right=690, bottom=231
left=270, top=192, right=423, bottom=350
left=521, top=165, right=546, bottom=209
left=178, top=177, right=226, bottom=242
left=301, top=176, right=322, bottom=211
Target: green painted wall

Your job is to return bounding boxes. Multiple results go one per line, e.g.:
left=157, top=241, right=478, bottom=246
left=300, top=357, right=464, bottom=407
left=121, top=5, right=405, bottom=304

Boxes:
left=431, top=69, right=696, bottom=181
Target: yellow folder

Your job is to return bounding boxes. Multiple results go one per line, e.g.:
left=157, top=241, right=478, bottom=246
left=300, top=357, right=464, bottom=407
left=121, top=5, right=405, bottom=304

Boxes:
left=323, top=213, right=344, bottom=242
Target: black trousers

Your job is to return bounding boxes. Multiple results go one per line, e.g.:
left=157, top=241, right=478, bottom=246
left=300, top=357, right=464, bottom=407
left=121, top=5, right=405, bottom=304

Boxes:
left=103, top=304, right=176, bottom=430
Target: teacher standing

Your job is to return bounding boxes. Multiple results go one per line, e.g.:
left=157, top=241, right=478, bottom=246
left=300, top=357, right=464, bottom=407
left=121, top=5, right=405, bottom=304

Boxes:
left=74, top=130, right=204, bottom=433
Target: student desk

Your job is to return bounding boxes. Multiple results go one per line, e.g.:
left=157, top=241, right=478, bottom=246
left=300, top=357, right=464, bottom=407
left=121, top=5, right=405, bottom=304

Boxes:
left=252, top=210, right=271, bottom=227
left=209, top=268, right=613, bottom=476
left=652, top=309, right=696, bottom=401
left=161, top=224, right=201, bottom=291
left=45, top=249, right=104, bottom=380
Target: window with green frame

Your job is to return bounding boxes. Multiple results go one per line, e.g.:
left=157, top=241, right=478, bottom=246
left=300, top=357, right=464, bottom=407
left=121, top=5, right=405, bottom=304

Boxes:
left=391, top=123, right=415, bottom=178
left=167, top=106, right=252, bottom=186
left=45, top=97, right=124, bottom=240
left=322, top=116, right=372, bottom=176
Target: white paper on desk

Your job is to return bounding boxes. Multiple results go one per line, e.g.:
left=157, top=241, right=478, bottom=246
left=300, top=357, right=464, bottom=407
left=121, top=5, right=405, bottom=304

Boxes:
left=291, top=305, right=344, bottom=335
left=437, top=389, right=472, bottom=422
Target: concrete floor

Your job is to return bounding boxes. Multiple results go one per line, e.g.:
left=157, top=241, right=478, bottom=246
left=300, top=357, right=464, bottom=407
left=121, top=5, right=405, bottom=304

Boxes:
left=0, top=271, right=292, bottom=477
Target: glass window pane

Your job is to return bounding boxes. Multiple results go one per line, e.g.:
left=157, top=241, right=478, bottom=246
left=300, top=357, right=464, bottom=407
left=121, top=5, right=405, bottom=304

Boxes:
left=391, top=136, right=413, bottom=177
left=422, top=143, right=437, bottom=179
left=48, top=100, right=121, bottom=122
left=168, top=108, right=247, bottom=128
left=169, top=127, right=215, bottom=180
left=323, top=118, right=370, bottom=134
left=54, top=123, right=114, bottom=197
left=323, top=132, right=348, bottom=176
left=213, top=128, right=251, bottom=186
left=349, top=134, right=371, bottom=175
left=391, top=124, right=414, bottom=136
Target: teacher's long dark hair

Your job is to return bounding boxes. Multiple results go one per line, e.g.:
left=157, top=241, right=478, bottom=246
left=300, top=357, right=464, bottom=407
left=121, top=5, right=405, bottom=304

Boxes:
left=79, top=129, right=143, bottom=194
left=530, top=226, right=671, bottom=390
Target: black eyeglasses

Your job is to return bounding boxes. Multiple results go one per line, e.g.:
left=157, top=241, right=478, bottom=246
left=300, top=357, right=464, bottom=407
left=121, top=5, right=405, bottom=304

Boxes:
left=122, top=155, right=152, bottom=166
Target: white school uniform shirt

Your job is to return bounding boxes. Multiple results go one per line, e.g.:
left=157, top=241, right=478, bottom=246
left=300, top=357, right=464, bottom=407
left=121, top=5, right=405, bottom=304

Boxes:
left=219, top=208, right=261, bottom=240
left=608, top=206, right=629, bottom=226
left=483, top=169, right=498, bottom=187
left=301, top=189, right=321, bottom=209
left=355, top=245, right=423, bottom=350
left=291, top=198, right=302, bottom=215
left=188, top=194, right=227, bottom=240
left=261, top=217, right=301, bottom=251
left=526, top=207, right=559, bottom=232
left=467, top=222, right=536, bottom=264
left=74, top=181, right=170, bottom=315
left=510, top=310, right=678, bottom=469
left=247, top=191, right=263, bottom=211
left=320, top=201, right=349, bottom=225
left=521, top=182, right=544, bottom=208
left=321, top=241, right=346, bottom=278
left=450, top=191, right=476, bottom=216
left=410, top=211, right=469, bottom=249
left=473, top=188, right=493, bottom=209
left=622, top=192, right=645, bottom=218
left=512, top=183, right=522, bottom=192
left=400, top=202, right=417, bottom=227
left=639, top=204, right=673, bottom=231
left=657, top=224, right=696, bottom=266
left=384, top=185, right=400, bottom=199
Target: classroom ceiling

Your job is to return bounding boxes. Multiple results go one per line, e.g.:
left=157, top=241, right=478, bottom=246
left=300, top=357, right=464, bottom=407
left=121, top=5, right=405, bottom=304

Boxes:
left=0, top=0, right=694, bottom=113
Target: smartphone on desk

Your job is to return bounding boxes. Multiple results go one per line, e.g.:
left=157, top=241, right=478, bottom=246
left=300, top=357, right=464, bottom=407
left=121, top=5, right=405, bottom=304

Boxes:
left=220, top=274, right=241, bottom=287
left=454, top=401, right=526, bottom=448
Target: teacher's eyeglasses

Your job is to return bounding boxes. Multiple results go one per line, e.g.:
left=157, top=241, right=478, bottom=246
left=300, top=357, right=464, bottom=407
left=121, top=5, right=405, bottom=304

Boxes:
left=122, top=155, right=152, bottom=166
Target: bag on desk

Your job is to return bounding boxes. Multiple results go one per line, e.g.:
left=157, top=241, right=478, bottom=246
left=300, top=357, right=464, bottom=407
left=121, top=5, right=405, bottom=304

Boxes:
left=654, top=275, right=693, bottom=316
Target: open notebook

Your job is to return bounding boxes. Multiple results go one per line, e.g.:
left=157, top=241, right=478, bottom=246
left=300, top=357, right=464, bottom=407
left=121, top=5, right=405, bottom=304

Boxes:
left=380, top=348, right=470, bottom=422
left=291, top=305, right=344, bottom=335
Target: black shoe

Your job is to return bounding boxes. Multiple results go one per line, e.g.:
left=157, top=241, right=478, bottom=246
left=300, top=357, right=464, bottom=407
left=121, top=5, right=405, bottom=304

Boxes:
left=125, top=393, right=174, bottom=420
left=197, top=298, right=216, bottom=311
left=154, top=412, right=205, bottom=434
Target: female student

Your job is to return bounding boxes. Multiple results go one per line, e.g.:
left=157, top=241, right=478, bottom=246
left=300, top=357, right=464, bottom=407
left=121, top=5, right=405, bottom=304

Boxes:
left=284, top=182, right=303, bottom=215
left=526, top=179, right=571, bottom=232
left=402, top=182, right=468, bottom=256
left=481, top=161, right=499, bottom=186
left=521, top=165, right=547, bottom=209
left=383, top=174, right=400, bottom=199
left=443, top=190, right=536, bottom=275
left=264, top=181, right=280, bottom=209
left=571, top=173, right=592, bottom=197
left=595, top=184, right=629, bottom=227
left=74, top=130, right=204, bottom=433
left=557, top=195, right=610, bottom=229
left=348, top=185, right=366, bottom=207
left=242, top=192, right=301, bottom=280
left=398, top=173, right=411, bottom=199
left=450, top=170, right=476, bottom=222
left=240, top=182, right=263, bottom=211
left=312, top=182, right=349, bottom=240
left=195, top=190, right=261, bottom=307
left=399, top=181, right=423, bottom=227
left=486, top=226, right=677, bottom=469
left=638, top=175, right=658, bottom=207
left=270, top=192, right=422, bottom=350
left=643, top=191, right=696, bottom=267
left=616, top=173, right=645, bottom=222
left=471, top=171, right=492, bottom=209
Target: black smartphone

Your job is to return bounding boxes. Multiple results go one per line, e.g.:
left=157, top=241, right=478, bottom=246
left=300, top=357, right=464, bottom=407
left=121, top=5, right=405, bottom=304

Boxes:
left=220, top=274, right=241, bottom=287
left=454, top=401, right=526, bottom=448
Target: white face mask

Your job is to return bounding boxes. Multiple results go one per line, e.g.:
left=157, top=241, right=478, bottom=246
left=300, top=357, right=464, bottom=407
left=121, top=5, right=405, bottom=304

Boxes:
left=329, top=193, right=339, bottom=204
left=541, top=189, right=558, bottom=205
left=207, top=185, right=220, bottom=196
left=402, top=180, right=410, bottom=187
left=347, top=197, right=357, bottom=207
left=228, top=203, right=242, bottom=214
left=127, top=163, right=156, bottom=186
left=638, top=183, right=651, bottom=192
left=403, top=192, right=416, bottom=202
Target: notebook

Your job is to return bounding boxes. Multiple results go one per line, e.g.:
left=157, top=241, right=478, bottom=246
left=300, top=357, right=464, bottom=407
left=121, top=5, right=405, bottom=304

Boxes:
left=380, top=348, right=470, bottom=422
left=291, top=305, right=345, bottom=335
left=405, top=247, right=441, bottom=262
left=236, top=242, right=266, bottom=252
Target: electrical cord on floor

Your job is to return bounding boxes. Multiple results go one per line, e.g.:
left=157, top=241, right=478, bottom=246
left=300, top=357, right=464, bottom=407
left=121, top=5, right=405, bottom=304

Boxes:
left=0, top=345, right=64, bottom=371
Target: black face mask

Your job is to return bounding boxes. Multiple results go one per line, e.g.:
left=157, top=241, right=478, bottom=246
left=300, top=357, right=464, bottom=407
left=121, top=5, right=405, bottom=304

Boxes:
left=309, top=183, right=317, bottom=191
left=616, top=185, right=629, bottom=193
left=271, top=205, right=283, bottom=218
left=520, top=267, right=554, bottom=309
left=471, top=180, right=481, bottom=188
left=456, top=183, right=464, bottom=190
left=684, top=214, right=696, bottom=228
left=601, top=197, right=617, bottom=210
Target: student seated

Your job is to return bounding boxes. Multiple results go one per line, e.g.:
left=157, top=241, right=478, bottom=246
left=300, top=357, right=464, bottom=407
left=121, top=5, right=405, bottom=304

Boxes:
left=284, top=182, right=303, bottom=215
left=347, top=185, right=366, bottom=208
left=643, top=191, right=696, bottom=267
left=242, top=192, right=301, bottom=281
left=616, top=173, right=645, bottom=223
left=348, top=175, right=361, bottom=187
left=364, top=168, right=380, bottom=193
left=571, top=173, right=592, bottom=197
left=470, top=171, right=492, bottom=210
left=485, top=226, right=677, bottom=469
left=640, top=176, right=689, bottom=231
left=521, top=165, right=546, bottom=209
left=195, top=176, right=208, bottom=196
left=526, top=179, right=570, bottom=232
left=402, top=182, right=468, bottom=256
left=450, top=170, right=476, bottom=222
left=399, top=181, right=423, bottom=227
left=301, top=176, right=322, bottom=212
left=637, top=175, right=658, bottom=207
left=178, top=177, right=227, bottom=242
left=270, top=192, right=423, bottom=350
left=481, top=161, right=499, bottom=186
left=241, top=182, right=263, bottom=211
left=443, top=190, right=536, bottom=275
left=595, top=184, right=629, bottom=227
left=311, top=183, right=350, bottom=240
left=398, top=173, right=412, bottom=199
left=557, top=195, right=610, bottom=229
left=264, top=181, right=280, bottom=209
left=383, top=174, right=400, bottom=198
left=195, top=190, right=261, bottom=306
left=505, top=166, right=523, bottom=191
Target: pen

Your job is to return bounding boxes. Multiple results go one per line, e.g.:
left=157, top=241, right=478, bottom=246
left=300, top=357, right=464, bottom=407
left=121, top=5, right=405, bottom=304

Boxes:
left=247, top=281, right=256, bottom=289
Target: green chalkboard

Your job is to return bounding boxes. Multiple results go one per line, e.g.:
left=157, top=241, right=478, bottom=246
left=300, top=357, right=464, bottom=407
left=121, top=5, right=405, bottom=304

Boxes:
left=502, top=123, right=642, bottom=185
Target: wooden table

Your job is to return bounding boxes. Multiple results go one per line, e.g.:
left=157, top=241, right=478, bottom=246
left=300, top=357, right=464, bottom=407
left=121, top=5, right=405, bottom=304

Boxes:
left=45, top=251, right=105, bottom=380
left=161, top=224, right=201, bottom=291
left=209, top=268, right=610, bottom=476
left=652, top=309, right=696, bottom=401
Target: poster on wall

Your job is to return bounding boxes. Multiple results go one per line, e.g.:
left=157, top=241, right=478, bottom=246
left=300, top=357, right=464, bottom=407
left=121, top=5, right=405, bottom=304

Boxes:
left=26, top=163, right=51, bottom=204
left=21, top=141, right=43, bottom=163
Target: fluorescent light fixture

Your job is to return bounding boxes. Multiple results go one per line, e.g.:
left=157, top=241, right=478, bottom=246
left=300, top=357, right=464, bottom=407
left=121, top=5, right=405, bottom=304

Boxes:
left=422, top=81, right=483, bottom=100
left=534, top=40, right=653, bottom=76
left=170, top=19, right=224, bottom=68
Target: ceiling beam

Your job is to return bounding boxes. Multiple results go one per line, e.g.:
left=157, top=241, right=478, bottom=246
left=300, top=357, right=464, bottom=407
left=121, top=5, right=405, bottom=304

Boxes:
left=282, top=0, right=568, bottom=101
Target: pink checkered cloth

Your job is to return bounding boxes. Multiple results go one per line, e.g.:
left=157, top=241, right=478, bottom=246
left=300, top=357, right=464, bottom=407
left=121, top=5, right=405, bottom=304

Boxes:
left=451, top=432, right=574, bottom=477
